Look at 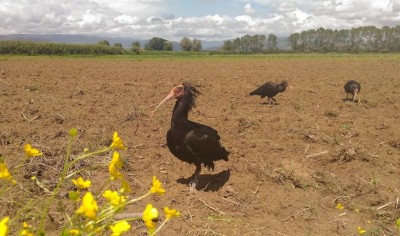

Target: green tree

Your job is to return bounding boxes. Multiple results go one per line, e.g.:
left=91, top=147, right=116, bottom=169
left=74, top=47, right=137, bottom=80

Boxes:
left=131, top=41, right=141, bottom=54
left=232, top=38, right=241, bottom=52
left=267, top=34, right=278, bottom=52
left=98, top=40, right=110, bottom=46
left=113, top=43, right=123, bottom=54
left=180, top=37, right=192, bottom=51
left=223, top=40, right=233, bottom=51
left=192, top=39, right=202, bottom=51
left=240, top=35, right=252, bottom=53
left=145, top=37, right=168, bottom=51
left=164, top=41, right=173, bottom=51
left=288, top=33, right=300, bottom=51
left=250, top=34, right=266, bottom=52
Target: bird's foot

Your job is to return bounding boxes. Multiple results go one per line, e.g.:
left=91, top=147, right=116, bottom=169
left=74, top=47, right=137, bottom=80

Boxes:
left=189, top=179, right=198, bottom=192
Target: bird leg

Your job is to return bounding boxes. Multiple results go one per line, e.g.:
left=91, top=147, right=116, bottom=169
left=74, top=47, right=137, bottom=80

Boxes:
left=190, top=164, right=201, bottom=191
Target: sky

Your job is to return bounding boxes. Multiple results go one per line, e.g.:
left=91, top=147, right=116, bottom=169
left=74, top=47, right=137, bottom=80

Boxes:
left=1, top=0, right=399, bottom=41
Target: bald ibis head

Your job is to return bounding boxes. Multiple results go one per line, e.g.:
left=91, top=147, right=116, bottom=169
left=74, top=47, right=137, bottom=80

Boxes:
left=151, top=83, right=200, bottom=120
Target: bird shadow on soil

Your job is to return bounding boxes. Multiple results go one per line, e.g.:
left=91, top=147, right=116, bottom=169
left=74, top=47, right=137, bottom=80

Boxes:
left=342, top=98, right=359, bottom=103
left=176, top=169, right=231, bottom=192
left=261, top=102, right=278, bottom=105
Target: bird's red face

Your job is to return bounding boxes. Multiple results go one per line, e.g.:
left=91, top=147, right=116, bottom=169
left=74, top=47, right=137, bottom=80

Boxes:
left=150, top=84, right=185, bottom=121
left=170, top=85, right=185, bottom=99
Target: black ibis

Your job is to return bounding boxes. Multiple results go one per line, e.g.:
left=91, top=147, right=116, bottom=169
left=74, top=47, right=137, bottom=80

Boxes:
left=344, top=80, right=361, bottom=102
left=249, top=80, right=289, bottom=104
left=152, top=83, right=229, bottom=190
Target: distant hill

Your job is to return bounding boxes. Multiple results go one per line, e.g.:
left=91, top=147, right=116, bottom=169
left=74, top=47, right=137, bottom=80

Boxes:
left=0, top=34, right=290, bottom=51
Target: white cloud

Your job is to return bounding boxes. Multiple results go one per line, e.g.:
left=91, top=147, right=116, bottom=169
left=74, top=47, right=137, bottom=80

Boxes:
left=204, top=14, right=225, bottom=25
left=79, top=10, right=103, bottom=27
left=114, top=14, right=139, bottom=24
left=0, top=0, right=399, bottom=41
left=244, top=3, right=255, bottom=14
left=89, top=0, right=163, bottom=16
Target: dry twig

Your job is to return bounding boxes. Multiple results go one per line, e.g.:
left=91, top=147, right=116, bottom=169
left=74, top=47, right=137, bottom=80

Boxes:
left=306, top=151, right=329, bottom=158
left=114, top=212, right=142, bottom=220
left=197, top=196, right=225, bottom=215
left=376, top=202, right=392, bottom=210
left=23, top=113, right=40, bottom=122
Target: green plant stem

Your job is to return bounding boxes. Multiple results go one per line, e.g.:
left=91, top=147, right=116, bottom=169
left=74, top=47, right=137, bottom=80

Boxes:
left=38, top=135, right=78, bottom=233
left=150, top=218, right=170, bottom=236
left=86, top=217, right=141, bottom=236
left=95, top=191, right=152, bottom=225
left=68, top=147, right=111, bottom=167
left=127, top=191, right=152, bottom=203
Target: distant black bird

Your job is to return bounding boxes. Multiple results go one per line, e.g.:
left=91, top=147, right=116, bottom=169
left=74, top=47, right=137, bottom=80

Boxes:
left=344, top=80, right=361, bottom=102
left=152, top=83, right=229, bottom=190
left=249, top=80, right=289, bottom=104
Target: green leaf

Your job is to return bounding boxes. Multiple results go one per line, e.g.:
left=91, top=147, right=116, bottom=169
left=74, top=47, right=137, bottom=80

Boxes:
left=68, top=190, right=80, bottom=201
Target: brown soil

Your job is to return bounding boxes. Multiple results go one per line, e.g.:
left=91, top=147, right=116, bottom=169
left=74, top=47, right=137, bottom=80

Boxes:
left=1, top=56, right=400, bottom=235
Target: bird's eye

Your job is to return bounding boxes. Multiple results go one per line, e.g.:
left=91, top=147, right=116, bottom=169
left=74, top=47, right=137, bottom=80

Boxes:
left=175, top=87, right=183, bottom=93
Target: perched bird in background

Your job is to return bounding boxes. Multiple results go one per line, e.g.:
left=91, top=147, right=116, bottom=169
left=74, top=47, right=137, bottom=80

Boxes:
left=249, top=80, right=289, bottom=104
left=344, top=80, right=361, bottom=102
left=151, top=83, right=229, bottom=190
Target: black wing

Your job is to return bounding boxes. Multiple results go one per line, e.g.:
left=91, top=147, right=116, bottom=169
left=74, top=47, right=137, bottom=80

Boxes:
left=184, top=122, right=229, bottom=165
left=249, top=82, right=275, bottom=97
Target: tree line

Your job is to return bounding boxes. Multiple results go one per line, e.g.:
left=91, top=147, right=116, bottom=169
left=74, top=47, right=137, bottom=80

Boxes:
left=288, top=25, right=400, bottom=53
left=0, top=25, right=399, bottom=55
left=222, top=34, right=278, bottom=53
left=0, top=37, right=203, bottom=55
left=0, top=40, right=125, bottom=55
left=140, top=37, right=202, bottom=52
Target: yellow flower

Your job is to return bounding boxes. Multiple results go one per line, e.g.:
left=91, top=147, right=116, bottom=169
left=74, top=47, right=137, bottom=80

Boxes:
left=76, top=192, right=98, bottom=219
left=68, top=229, right=80, bottom=235
left=72, top=177, right=92, bottom=189
left=19, top=222, right=34, bottom=236
left=142, top=204, right=158, bottom=233
left=102, top=190, right=126, bottom=206
left=69, top=128, right=78, bottom=137
left=336, top=202, right=344, bottom=210
left=164, top=207, right=181, bottom=219
left=150, top=176, right=166, bottom=195
left=357, top=226, right=366, bottom=235
left=0, top=216, right=9, bottom=236
left=22, top=222, right=29, bottom=228
left=0, top=161, right=16, bottom=184
left=109, top=151, right=123, bottom=180
left=24, top=144, right=42, bottom=158
left=110, top=132, right=126, bottom=150
left=110, top=220, right=131, bottom=236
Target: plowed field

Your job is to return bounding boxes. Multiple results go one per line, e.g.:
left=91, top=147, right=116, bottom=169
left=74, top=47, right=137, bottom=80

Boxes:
left=1, top=55, right=400, bottom=235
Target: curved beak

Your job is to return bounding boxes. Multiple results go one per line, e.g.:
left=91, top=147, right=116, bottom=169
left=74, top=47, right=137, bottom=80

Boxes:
left=150, top=89, right=175, bottom=121
left=288, top=81, right=294, bottom=90
left=353, top=89, right=358, bottom=102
